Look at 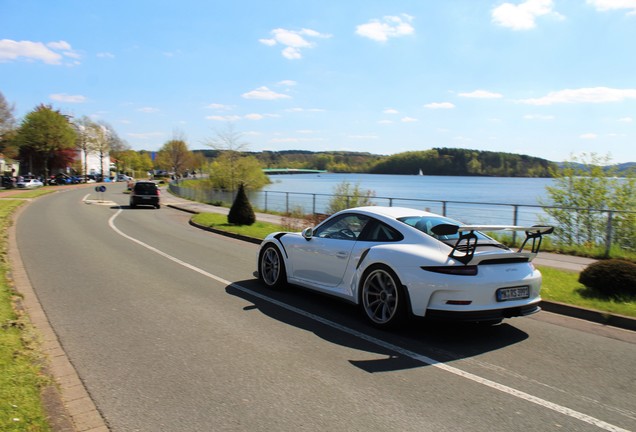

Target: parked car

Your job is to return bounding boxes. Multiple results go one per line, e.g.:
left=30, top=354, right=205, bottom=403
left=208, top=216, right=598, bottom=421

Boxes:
left=129, top=181, right=160, bottom=209
left=257, top=206, right=553, bottom=329
left=17, top=178, right=44, bottom=188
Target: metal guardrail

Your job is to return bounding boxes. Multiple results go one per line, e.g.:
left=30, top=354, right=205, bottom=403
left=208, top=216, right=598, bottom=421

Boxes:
left=169, top=183, right=635, bottom=256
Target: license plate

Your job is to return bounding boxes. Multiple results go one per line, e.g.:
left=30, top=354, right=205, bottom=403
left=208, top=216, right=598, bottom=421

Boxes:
left=496, top=286, right=529, bottom=302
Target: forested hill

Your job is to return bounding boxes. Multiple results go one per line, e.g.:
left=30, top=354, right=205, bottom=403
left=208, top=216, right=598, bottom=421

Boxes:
left=244, top=147, right=556, bottom=177
left=369, top=148, right=555, bottom=177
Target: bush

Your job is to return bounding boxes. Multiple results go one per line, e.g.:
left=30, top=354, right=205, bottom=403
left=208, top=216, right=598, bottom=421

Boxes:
left=227, top=183, right=255, bottom=226
left=579, top=259, right=636, bottom=298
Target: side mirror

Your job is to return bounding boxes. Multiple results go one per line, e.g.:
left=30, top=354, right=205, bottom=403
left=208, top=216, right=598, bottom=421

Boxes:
left=301, top=227, right=313, bottom=240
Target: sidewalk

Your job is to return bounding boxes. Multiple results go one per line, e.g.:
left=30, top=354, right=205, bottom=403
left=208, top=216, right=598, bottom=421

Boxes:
left=163, top=189, right=635, bottom=332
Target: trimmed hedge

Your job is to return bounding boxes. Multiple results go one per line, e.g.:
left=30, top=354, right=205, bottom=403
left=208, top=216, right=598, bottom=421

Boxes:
left=579, top=259, right=636, bottom=298
left=228, top=183, right=256, bottom=226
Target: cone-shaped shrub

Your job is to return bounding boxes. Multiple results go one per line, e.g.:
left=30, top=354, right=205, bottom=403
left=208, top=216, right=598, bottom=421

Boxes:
left=579, top=259, right=636, bottom=298
left=228, top=183, right=256, bottom=226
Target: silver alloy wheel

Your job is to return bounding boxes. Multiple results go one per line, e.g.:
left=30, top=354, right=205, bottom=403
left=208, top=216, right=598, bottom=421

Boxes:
left=260, top=246, right=282, bottom=287
left=362, top=268, right=399, bottom=325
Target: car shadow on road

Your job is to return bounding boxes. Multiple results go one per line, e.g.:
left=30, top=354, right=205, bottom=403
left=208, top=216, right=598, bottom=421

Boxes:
left=226, top=279, right=529, bottom=374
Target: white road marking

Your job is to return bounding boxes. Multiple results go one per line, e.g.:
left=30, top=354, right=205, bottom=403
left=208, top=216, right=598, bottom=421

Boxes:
left=109, top=208, right=630, bottom=432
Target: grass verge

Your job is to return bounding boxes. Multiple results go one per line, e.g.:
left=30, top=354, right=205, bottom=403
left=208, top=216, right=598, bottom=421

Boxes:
left=0, top=200, right=51, bottom=431
left=538, top=266, right=635, bottom=317
left=193, top=211, right=636, bottom=318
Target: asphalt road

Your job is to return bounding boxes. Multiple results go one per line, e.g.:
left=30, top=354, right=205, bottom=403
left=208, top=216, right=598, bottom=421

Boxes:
left=16, top=185, right=636, bottom=432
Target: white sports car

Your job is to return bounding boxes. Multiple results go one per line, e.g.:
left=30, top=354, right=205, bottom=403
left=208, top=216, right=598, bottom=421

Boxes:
left=257, top=206, right=553, bottom=329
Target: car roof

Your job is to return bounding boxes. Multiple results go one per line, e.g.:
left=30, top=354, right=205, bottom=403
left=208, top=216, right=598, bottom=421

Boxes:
left=343, top=206, right=437, bottom=220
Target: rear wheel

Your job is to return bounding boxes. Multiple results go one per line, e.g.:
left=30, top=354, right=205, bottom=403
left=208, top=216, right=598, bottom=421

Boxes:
left=259, top=244, right=287, bottom=289
left=360, top=265, right=407, bottom=329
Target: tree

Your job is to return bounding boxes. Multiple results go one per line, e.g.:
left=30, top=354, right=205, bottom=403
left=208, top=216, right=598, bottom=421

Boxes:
left=228, top=182, right=256, bottom=225
left=0, top=91, right=16, bottom=139
left=208, top=153, right=270, bottom=191
left=327, top=181, right=375, bottom=214
left=205, top=123, right=250, bottom=193
left=541, top=153, right=635, bottom=252
left=155, top=135, right=193, bottom=181
left=14, top=104, right=76, bottom=178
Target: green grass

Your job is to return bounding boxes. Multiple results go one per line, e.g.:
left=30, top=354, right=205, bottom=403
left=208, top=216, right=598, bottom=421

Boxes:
left=4, top=189, right=55, bottom=199
left=0, top=200, right=51, bottom=431
left=192, top=212, right=282, bottom=240
left=538, top=266, right=636, bottom=317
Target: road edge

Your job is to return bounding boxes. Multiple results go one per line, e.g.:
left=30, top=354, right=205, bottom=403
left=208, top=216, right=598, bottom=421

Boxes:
left=8, top=201, right=109, bottom=432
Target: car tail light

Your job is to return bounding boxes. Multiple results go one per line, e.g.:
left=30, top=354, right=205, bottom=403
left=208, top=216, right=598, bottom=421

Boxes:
left=421, top=265, right=478, bottom=276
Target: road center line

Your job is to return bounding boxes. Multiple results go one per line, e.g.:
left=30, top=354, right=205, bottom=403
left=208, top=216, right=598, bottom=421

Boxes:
left=109, top=208, right=629, bottom=432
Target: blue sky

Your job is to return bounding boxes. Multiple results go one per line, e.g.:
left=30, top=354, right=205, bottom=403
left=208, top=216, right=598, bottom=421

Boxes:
left=1, top=0, right=635, bottom=163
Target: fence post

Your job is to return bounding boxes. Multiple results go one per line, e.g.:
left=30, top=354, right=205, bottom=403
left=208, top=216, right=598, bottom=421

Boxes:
left=264, top=191, right=268, bottom=212
left=442, top=201, right=447, bottom=216
left=605, top=210, right=614, bottom=258
left=512, top=205, right=519, bottom=245
left=312, top=194, right=316, bottom=215
left=285, top=192, right=289, bottom=214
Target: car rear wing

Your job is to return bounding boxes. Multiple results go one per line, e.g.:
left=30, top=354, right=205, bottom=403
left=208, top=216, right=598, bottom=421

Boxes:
left=431, top=224, right=554, bottom=265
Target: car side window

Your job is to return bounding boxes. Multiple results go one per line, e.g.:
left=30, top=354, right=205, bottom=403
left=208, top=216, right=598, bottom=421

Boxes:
left=361, top=221, right=404, bottom=242
left=314, top=214, right=370, bottom=240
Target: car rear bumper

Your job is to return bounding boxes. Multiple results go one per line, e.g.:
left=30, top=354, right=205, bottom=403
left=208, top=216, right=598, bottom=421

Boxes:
left=424, top=303, right=541, bottom=322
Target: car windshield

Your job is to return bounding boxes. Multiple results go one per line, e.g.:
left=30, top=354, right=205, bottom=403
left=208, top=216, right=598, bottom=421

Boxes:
left=397, top=215, right=498, bottom=247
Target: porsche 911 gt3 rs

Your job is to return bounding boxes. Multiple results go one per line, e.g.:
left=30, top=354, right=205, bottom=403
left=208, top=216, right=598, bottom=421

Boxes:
left=257, top=206, right=553, bottom=329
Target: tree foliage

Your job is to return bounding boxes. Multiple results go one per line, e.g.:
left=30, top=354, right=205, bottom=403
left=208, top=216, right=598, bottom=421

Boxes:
left=369, top=148, right=554, bottom=177
left=14, top=104, right=76, bottom=177
left=155, top=138, right=193, bottom=180
left=0, top=91, right=16, bottom=139
left=541, top=153, right=635, bottom=251
left=208, top=153, right=270, bottom=191
left=327, top=182, right=375, bottom=214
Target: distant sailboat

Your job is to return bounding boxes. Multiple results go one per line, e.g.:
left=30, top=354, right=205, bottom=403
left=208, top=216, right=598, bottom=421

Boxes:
left=418, top=168, right=423, bottom=176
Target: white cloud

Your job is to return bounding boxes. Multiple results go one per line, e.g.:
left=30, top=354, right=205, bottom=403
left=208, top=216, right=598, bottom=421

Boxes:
left=278, top=80, right=297, bottom=86
left=587, top=0, right=636, bottom=15
left=137, top=107, right=160, bottom=113
left=0, top=39, right=67, bottom=64
left=206, top=115, right=242, bottom=122
left=242, top=86, right=292, bottom=100
left=580, top=133, right=598, bottom=139
left=424, top=102, right=455, bottom=109
left=260, top=28, right=331, bottom=59
left=458, top=90, right=503, bottom=99
left=618, top=116, right=633, bottom=122
left=49, top=93, right=86, bottom=103
left=401, top=117, right=418, bottom=122
left=491, top=0, right=562, bottom=30
left=378, top=120, right=394, bottom=124
left=97, top=52, right=115, bottom=59
left=269, top=137, right=325, bottom=144
left=205, top=103, right=233, bottom=110
left=519, top=87, right=636, bottom=105
left=356, top=14, right=415, bottom=42
left=383, top=108, right=399, bottom=114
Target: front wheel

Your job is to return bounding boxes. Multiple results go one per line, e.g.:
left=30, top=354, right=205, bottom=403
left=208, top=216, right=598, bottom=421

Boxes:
left=259, top=244, right=287, bottom=289
left=360, top=265, right=407, bottom=329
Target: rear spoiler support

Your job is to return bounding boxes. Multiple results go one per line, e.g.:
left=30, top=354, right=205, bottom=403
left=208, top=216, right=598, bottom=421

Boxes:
left=431, top=224, right=554, bottom=265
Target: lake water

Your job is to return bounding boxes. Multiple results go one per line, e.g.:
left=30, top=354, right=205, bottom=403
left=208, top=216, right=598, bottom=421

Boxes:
left=263, top=173, right=554, bottom=206
left=256, top=173, right=556, bottom=226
